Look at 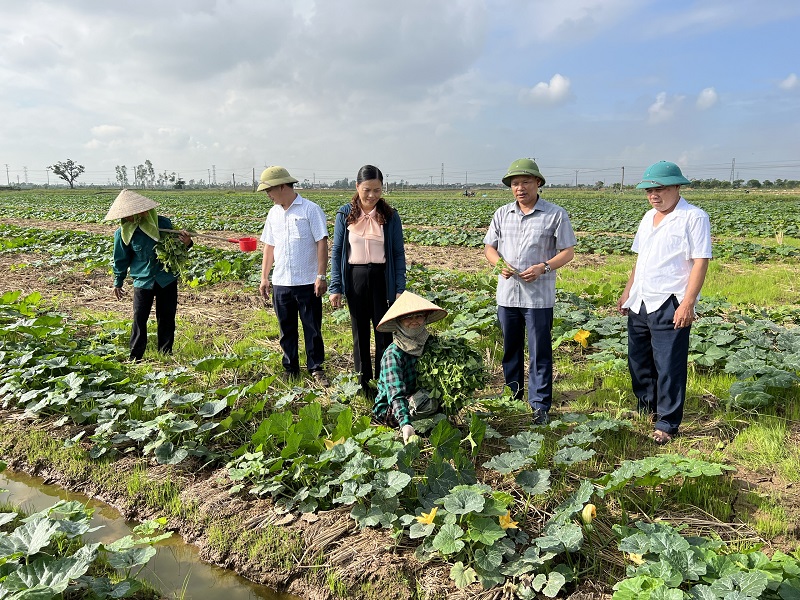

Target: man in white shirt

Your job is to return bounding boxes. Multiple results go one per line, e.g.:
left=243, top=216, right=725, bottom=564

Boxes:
left=258, top=166, right=329, bottom=385
left=617, top=161, right=712, bottom=444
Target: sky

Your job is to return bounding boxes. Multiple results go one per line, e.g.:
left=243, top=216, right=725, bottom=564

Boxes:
left=1, top=0, right=799, bottom=187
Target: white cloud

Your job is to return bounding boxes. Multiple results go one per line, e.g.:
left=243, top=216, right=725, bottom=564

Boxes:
left=647, top=92, right=685, bottom=124
left=90, top=125, right=125, bottom=137
left=696, top=87, right=718, bottom=110
left=1, top=1, right=798, bottom=184
left=520, top=74, right=572, bottom=106
left=779, top=73, right=798, bottom=90
left=501, top=0, right=641, bottom=44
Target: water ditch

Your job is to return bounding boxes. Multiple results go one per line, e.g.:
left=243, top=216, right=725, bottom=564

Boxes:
left=1, top=468, right=301, bottom=600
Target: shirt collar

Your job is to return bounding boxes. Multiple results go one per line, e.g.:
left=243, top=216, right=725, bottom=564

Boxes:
left=507, top=196, right=543, bottom=215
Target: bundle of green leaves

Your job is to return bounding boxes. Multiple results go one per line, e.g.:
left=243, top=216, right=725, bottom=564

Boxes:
left=154, top=232, right=191, bottom=276
left=417, top=334, right=488, bottom=413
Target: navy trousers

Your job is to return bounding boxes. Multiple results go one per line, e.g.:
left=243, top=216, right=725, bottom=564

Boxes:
left=130, top=281, right=178, bottom=361
left=627, top=295, right=691, bottom=435
left=498, top=306, right=554, bottom=412
left=272, top=284, right=324, bottom=375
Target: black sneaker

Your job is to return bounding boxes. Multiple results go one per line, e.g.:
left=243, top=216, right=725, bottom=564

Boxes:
left=532, top=409, right=550, bottom=426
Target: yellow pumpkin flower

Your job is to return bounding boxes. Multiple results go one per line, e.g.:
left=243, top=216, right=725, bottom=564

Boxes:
left=416, top=507, right=438, bottom=524
left=499, top=511, right=518, bottom=530
left=628, top=553, right=645, bottom=565
left=581, top=503, right=596, bottom=524
left=323, top=437, right=346, bottom=450
left=573, top=329, right=591, bottom=348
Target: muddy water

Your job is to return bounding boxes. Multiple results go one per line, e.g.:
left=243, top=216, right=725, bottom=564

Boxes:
left=0, top=469, right=301, bottom=600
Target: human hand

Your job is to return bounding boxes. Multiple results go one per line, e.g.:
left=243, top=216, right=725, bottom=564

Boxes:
left=330, top=293, right=343, bottom=308
left=616, top=292, right=629, bottom=315
left=178, top=230, right=192, bottom=246
left=314, top=278, right=327, bottom=297
left=401, top=424, right=415, bottom=444
left=500, top=266, right=516, bottom=279
left=113, top=287, right=124, bottom=300
left=494, top=257, right=517, bottom=279
left=259, top=280, right=270, bottom=299
left=518, top=265, right=542, bottom=283
left=673, top=302, right=697, bottom=329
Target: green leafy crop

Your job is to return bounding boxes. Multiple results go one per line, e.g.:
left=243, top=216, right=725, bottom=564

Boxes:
left=416, top=334, right=489, bottom=413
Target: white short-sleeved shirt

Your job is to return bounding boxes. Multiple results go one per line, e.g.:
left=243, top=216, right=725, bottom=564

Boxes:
left=483, top=198, right=577, bottom=309
left=261, top=194, right=328, bottom=286
left=623, top=197, right=712, bottom=314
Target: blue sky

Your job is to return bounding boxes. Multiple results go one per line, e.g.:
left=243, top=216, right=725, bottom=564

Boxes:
left=1, top=0, right=798, bottom=186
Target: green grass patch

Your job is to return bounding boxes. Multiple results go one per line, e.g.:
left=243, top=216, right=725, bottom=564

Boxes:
left=729, top=416, right=800, bottom=482
left=743, top=491, right=791, bottom=538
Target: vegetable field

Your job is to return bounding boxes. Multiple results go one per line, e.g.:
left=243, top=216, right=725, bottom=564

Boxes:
left=1, top=187, right=799, bottom=600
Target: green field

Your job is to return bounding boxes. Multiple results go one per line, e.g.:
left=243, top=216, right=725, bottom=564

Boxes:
left=1, top=187, right=799, bottom=599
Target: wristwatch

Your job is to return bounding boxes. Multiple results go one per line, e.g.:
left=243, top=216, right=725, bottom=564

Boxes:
left=316, top=274, right=327, bottom=282
left=543, top=262, right=551, bottom=274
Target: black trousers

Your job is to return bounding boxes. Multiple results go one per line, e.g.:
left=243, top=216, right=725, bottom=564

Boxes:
left=346, top=264, right=393, bottom=393
left=272, top=284, right=325, bottom=374
left=130, top=281, right=178, bottom=361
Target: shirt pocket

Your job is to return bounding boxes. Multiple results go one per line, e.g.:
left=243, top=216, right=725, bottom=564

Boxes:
left=664, top=233, right=688, bottom=258
left=521, top=225, right=549, bottom=251
left=289, top=217, right=312, bottom=239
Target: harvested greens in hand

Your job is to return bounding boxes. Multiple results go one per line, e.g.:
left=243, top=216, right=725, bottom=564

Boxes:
left=155, top=232, right=191, bottom=276
left=417, top=334, right=488, bottom=413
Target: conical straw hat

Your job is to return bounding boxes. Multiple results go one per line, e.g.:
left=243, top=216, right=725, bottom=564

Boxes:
left=104, top=189, right=160, bottom=221
left=377, top=291, right=448, bottom=333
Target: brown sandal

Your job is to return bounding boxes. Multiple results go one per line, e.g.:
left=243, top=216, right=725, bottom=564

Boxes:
left=652, top=430, right=672, bottom=445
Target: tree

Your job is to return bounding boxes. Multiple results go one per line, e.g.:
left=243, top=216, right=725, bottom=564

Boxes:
left=115, top=165, right=128, bottom=187
left=145, top=159, right=155, bottom=187
left=49, top=159, right=85, bottom=188
left=134, top=164, right=147, bottom=187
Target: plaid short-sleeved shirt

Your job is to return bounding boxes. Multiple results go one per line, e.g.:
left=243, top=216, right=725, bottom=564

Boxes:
left=483, top=198, right=577, bottom=309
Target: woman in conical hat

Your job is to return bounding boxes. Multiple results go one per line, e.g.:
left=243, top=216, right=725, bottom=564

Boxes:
left=372, top=291, right=447, bottom=443
left=106, top=189, right=192, bottom=361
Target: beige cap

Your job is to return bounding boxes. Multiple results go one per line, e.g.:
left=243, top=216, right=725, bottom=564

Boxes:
left=377, top=291, right=448, bottom=333
left=104, top=189, right=159, bottom=221
left=256, top=166, right=299, bottom=192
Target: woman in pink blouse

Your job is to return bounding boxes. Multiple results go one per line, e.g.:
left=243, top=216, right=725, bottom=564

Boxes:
left=329, top=165, right=407, bottom=399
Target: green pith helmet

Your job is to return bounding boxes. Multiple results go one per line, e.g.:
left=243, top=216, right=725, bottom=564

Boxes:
left=257, top=166, right=299, bottom=192
left=636, top=161, right=691, bottom=189
left=502, top=158, right=546, bottom=187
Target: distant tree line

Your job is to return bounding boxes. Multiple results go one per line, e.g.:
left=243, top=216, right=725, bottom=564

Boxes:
left=549, top=178, right=800, bottom=190
left=16, top=159, right=800, bottom=191
left=114, top=160, right=185, bottom=189
left=689, top=178, right=800, bottom=189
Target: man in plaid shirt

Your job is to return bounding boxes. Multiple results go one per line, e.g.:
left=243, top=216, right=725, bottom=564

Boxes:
left=484, top=158, right=576, bottom=425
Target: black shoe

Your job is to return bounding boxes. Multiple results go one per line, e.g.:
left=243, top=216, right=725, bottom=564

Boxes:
left=532, top=409, right=550, bottom=426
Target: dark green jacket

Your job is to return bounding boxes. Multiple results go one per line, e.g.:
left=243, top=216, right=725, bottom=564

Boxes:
left=112, top=215, right=177, bottom=289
